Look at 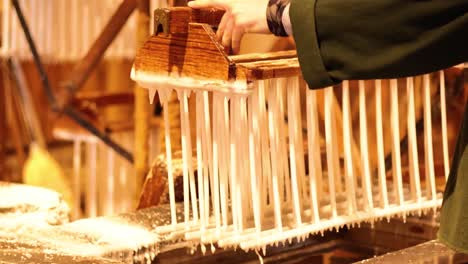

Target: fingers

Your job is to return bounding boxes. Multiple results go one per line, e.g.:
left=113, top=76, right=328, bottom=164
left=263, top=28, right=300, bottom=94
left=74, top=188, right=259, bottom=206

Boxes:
left=231, top=25, right=244, bottom=54
left=189, top=0, right=249, bottom=54
left=222, top=14, right=248, bottom=54
left=216, top=12, right=230, bottom=40
left=228, top=15, right=251, bottom=54
left=222, top=19, right=234, bottom=50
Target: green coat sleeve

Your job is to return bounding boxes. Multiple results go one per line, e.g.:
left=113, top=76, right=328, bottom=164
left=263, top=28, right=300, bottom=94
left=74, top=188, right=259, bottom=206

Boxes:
left=290, top=0, right=468, bottom=89
left=290, top=0, right=468, bottom=254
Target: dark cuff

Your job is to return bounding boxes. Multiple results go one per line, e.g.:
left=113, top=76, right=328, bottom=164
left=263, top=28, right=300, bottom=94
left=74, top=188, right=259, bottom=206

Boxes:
left=266, top=0, right=290, bottom=37
left=290, top=0, right=337, bottom=89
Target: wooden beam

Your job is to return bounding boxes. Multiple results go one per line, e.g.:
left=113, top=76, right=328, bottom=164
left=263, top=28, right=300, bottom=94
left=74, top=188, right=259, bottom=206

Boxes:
left=134, top=0, right=151, bottom=205
left=57, top=0, right=138, bottom=110
left=74, top=90, right=134, bottom=107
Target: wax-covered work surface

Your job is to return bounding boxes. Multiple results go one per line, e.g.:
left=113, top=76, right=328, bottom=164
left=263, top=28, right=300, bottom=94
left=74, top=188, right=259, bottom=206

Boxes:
left=357, top=240, right=468, bottom=264
left=1, top=181, right=466, bottom=264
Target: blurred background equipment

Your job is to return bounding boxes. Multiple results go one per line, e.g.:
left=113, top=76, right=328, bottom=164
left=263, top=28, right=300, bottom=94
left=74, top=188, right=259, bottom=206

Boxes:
left=0, top=1, right=466, bottom=264
left=7, top=56, right=73, bottom=209
left=0, top=0, right=166, bottom=219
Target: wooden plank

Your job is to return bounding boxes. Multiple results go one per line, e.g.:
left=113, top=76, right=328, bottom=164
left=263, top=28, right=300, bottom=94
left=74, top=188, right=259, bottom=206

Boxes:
left=236, top=58, right=301, bottom=81
left=52, top=115, right=103, bottom=138
left=135, top=23, right=233, bottom=81
left=105, top=118, right=160, bottom=133
left=74, top=90, right=134, bottom=107
left=230, top=50, right=297, bottom=63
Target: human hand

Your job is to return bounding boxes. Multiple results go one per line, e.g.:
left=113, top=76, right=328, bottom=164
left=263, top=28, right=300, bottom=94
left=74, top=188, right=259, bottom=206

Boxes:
left=188, top=0, right=270, bottom=54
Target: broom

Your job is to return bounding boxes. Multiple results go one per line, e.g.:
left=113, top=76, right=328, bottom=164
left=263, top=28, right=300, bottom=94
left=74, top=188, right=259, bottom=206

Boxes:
left=7, top=57, right=74, bottom=210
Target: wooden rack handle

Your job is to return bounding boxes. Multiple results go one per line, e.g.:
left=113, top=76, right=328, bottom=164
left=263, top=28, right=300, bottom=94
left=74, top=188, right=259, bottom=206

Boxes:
left=154, top=7, right=224, bottom=35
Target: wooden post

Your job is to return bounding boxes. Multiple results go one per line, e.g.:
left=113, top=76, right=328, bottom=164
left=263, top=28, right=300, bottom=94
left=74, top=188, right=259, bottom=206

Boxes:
left=0, top=65, right=7, bottom=181
left=134, top=0, right=151, bottom=202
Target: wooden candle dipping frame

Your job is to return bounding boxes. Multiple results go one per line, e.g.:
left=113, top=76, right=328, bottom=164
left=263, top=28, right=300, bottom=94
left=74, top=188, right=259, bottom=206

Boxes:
left=133, top=7, right=301, bottom=94
left=132, top=6, right=451, bottom=254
